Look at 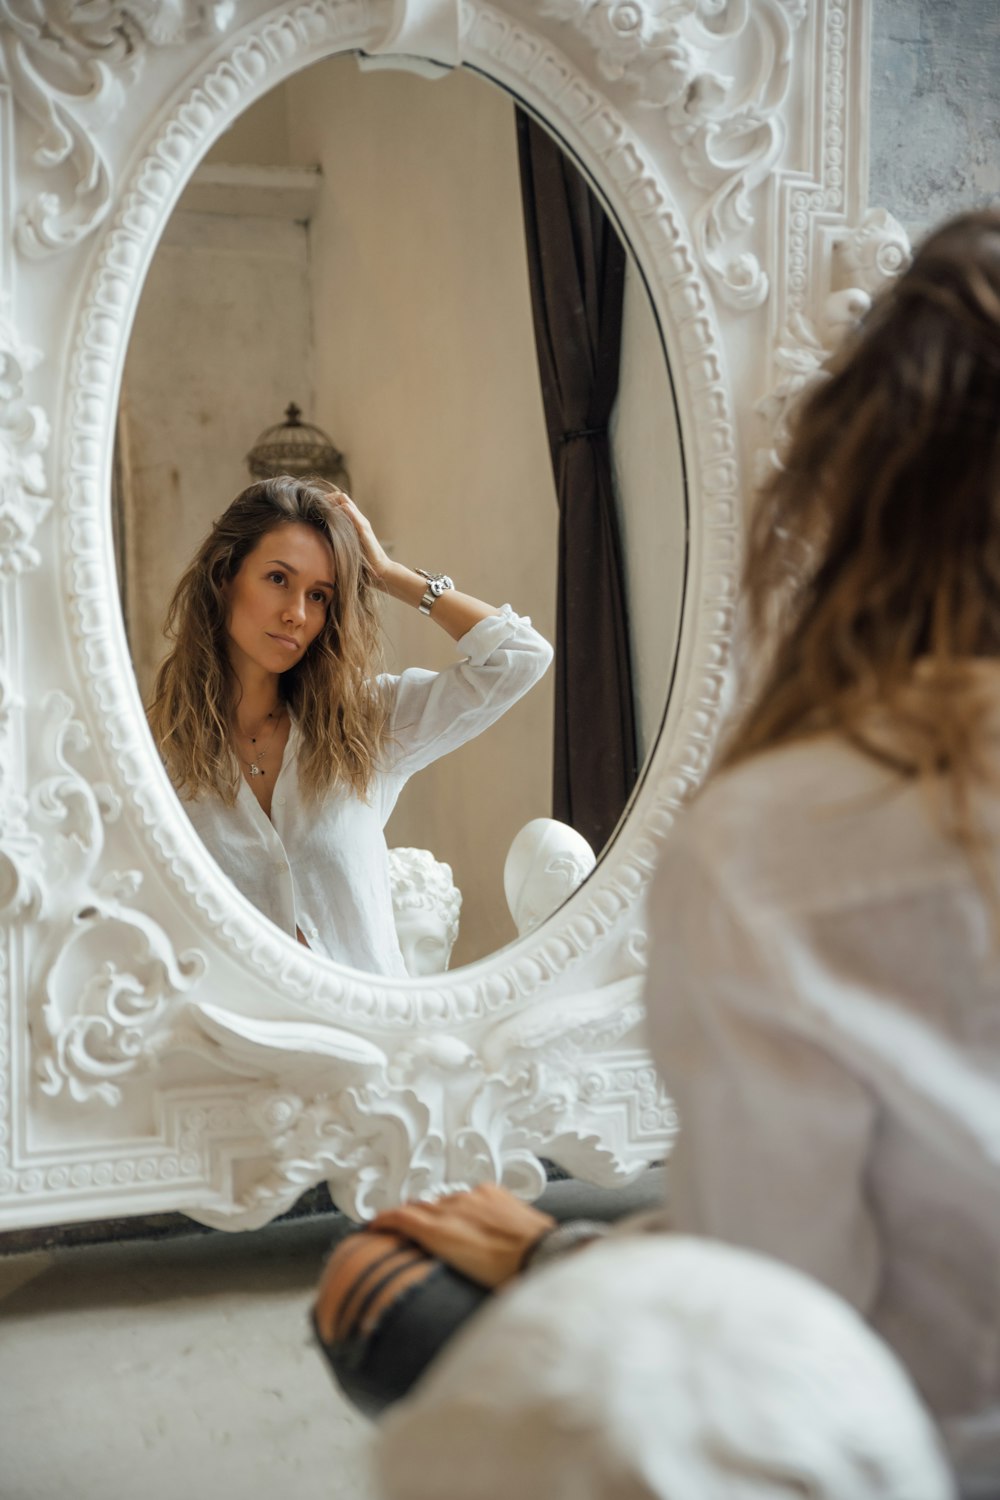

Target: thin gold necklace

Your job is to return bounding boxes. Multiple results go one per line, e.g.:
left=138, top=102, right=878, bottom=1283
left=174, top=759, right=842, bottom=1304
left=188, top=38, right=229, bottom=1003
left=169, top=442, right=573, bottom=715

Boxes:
left=234, top=707, right=284, bottom=779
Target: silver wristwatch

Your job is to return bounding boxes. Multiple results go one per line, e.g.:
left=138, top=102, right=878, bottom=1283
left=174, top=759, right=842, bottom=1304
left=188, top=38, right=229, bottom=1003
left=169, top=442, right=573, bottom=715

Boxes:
left=415, top=568, right=454, bottom=616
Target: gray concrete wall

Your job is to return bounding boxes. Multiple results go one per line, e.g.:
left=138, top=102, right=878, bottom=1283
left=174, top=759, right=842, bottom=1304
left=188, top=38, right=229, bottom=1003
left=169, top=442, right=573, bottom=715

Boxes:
left=870, top=0, right=1000, bottom=237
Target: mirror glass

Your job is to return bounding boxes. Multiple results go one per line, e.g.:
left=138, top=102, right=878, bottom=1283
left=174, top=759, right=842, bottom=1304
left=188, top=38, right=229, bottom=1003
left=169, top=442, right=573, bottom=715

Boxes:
left=116, top=52, right=685, bottom=971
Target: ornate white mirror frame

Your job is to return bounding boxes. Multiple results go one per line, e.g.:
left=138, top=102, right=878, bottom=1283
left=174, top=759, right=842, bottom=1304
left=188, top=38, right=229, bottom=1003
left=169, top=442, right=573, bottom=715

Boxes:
left=0, top=0, right=908, bottom=1232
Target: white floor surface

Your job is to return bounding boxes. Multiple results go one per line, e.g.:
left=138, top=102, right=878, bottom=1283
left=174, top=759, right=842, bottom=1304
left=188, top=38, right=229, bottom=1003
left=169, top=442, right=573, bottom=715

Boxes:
left=0, top=1172, right=663, bottom=1500
left=0, top=1217, right=376, bottom=1500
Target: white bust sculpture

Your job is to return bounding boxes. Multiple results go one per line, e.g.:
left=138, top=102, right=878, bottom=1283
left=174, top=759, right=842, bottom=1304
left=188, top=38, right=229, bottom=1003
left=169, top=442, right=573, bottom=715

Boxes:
left=376, top=1237, right=955, bottom=1500
left=504, top=819, right=597, bottom=938
left=388, top=848, right=463, bottom=977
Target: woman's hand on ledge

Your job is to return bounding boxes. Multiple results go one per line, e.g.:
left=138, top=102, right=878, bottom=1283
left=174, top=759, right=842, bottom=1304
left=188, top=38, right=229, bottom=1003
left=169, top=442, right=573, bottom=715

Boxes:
left=368, top=1183, right=557, bottom=1290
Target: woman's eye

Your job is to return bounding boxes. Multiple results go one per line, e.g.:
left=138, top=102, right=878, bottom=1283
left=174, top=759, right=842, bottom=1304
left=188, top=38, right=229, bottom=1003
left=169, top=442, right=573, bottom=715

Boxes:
left=267, top=571, right=286, bottom=585
left=310, top=590, right=328, bottom=605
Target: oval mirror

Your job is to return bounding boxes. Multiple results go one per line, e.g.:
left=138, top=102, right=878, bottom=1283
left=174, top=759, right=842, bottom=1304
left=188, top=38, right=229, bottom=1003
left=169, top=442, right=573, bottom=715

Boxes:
left=115, top=51, right=685, bottom=973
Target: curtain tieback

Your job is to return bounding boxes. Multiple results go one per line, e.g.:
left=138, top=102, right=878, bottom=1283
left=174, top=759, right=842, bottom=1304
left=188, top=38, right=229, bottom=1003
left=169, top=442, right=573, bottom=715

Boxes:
left=559, top=425, right=606, bottom=445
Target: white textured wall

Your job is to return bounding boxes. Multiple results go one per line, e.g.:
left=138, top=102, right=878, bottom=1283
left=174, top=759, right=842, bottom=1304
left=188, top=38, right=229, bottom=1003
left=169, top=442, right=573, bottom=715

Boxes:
left=285, top=57, right=559, bottom=965
left=870, top=0, right=1000, bottom=236
left=119, top=211, right=314, bottom=697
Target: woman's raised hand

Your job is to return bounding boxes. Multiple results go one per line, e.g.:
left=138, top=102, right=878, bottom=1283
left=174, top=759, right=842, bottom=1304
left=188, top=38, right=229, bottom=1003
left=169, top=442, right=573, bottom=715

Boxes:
left=331, top=489, right=393, bottom=585
left=368, top=1183, right=557, bottom=1289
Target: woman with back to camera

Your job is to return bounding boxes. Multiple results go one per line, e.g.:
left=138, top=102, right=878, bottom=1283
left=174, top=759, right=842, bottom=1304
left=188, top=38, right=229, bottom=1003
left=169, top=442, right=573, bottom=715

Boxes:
left=312, top=210, right=1000, bottom=1492
left=147, top=476, right=552, bottom=976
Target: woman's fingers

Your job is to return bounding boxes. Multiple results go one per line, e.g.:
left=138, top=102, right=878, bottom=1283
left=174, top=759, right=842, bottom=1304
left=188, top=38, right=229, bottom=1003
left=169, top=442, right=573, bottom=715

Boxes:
left=368, top=1204, right=443, bottom=1245
left=334, top=491, right=372, bottom=535
left=368, top=1187, right=557, bottom=1288
left=330, top=489, right=391, bottom=580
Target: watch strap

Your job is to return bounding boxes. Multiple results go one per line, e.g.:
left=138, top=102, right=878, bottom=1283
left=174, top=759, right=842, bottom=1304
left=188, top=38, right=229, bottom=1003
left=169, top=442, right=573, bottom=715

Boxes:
left=415, top=568, right=454, bottom=616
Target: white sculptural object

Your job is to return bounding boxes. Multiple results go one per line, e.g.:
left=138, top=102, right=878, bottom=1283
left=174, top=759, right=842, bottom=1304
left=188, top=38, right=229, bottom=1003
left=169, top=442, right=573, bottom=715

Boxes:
left=504, top=818, right=597, bottom=937
left=388, top=848, right=463, bottom=977
left=0, top=0, right=908, bottom=1237
left=376, top=1237, right=956, bottom=1500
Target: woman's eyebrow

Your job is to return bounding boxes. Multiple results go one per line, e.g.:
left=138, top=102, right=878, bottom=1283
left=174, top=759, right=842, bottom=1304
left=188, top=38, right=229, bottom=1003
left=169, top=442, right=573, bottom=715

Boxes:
left=266, top=559, right=334, bottom=589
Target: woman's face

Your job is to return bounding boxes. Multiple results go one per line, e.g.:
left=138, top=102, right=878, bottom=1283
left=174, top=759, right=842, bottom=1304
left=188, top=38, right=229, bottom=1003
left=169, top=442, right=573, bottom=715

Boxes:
left=224, top=522, right=335, bottom=681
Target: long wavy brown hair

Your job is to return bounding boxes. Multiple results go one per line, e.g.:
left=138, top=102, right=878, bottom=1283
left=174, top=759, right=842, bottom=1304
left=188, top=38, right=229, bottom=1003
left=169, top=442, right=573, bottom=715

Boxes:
left=148, top=476, right=388, bottom=804
left=718, top=209, right=1000, bottom=850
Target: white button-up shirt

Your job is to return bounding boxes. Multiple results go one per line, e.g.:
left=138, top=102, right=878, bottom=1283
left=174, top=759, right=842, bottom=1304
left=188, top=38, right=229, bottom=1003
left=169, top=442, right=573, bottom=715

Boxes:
left=181, top=606, right=552, bottom=976
left=647, top=731, right=1000, bottom=1485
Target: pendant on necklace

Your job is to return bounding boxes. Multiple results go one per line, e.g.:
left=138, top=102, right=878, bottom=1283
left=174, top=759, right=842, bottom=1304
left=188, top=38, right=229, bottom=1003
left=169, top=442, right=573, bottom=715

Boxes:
left=250, top=762, right=263, bottom=778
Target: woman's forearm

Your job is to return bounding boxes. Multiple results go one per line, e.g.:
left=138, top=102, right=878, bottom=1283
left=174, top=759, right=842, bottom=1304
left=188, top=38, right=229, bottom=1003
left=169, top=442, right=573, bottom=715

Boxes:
left=380, top=560, right=501, bottom=642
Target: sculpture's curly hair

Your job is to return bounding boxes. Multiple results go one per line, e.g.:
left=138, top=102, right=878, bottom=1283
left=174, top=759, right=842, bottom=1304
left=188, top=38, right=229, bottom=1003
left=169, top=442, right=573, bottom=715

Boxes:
left=719, top=208, right=1000, bottom=858
left=147, top=475, right=389, bottom=804
left=388, top=848, right=462, bottom=951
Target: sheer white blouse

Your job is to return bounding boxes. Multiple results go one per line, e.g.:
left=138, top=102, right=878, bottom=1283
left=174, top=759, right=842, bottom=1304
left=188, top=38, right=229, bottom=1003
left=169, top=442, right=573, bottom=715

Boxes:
left=646, top=732, right=1000, bottom=1486
left=181, top=606, right=552, bottom=976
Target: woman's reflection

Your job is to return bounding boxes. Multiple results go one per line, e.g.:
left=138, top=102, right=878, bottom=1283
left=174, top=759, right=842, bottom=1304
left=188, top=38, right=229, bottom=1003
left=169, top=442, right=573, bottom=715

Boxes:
left=147, top=476, right=552, bottom=975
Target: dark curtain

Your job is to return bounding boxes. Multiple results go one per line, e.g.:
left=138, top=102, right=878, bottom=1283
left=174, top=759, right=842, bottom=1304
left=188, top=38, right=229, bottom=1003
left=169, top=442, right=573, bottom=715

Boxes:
left=516, top=109, right=638, bottom=855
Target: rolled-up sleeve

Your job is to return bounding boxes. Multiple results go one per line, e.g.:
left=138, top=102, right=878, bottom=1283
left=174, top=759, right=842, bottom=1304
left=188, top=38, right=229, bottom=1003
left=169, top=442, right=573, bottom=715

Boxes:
left=645, top=822, right=882, bottom=1314
left=381, top=605, right=553, bottom=781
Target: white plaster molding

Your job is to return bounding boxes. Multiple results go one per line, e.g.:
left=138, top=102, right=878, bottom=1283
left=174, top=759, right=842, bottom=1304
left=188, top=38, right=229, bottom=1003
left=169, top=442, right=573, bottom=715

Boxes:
left=0, top=307, right=49, bottom=576
left=835, top=204, right=911, bottom=295
left=757, top=206, right=911, bottom=479
left=0, top=0, right=882, bottom=1232
left=182, top=965, right=674, bottom=1227
left=536, top=0, right=808, bottom=311
left=19, top=692, right=206, bottom=1107
left=0, top=0, right=235, bottom=257
left=751, top=1, right=913, bottom=476
left=364, top=0, right=463, bottom=66
left=1, top=0, right=742, bottom=1229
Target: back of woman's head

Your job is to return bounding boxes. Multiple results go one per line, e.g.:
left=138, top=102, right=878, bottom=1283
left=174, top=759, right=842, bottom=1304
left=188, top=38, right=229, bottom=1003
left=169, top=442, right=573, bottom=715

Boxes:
left=148, top=475, right=387, bottom=803
left=723, top=208, right=1000, bottom=807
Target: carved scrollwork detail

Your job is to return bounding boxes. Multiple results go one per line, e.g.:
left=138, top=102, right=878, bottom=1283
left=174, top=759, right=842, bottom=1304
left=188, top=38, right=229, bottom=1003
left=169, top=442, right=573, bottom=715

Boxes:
left=537, top=0, right=806, bottom=310
left=0, top=306, right=51, bottom=576
left=539, top=0, right=713, bottom=103
left=0, top=794, right=45, bottom=922
left=0, top=0, right=235, bottom=258
left=0, top=307, right=50, bottom=914
left=184, top=989, right=675, bottom=1228
left=757, top=207, right=912, bottom=478
left=21, top=692, right=206, bottom=1105
left=835, top=207, right=911, bottom=297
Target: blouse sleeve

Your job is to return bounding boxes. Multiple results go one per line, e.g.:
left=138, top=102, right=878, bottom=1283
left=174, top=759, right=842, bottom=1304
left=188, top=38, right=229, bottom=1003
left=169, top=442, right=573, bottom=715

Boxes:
left=380, top=605, right=553, bottom=781
left=644, top=819, right=882, bottom=1314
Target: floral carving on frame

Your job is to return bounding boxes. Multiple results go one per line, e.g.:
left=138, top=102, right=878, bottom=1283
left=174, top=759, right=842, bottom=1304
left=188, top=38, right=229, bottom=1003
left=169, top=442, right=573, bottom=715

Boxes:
left=0, top=0, right=235, bottom=257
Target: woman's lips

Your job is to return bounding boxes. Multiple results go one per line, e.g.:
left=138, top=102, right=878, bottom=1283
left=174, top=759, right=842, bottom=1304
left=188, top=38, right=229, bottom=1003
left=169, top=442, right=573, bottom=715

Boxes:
left=267, top=633, right=300, bottom=651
